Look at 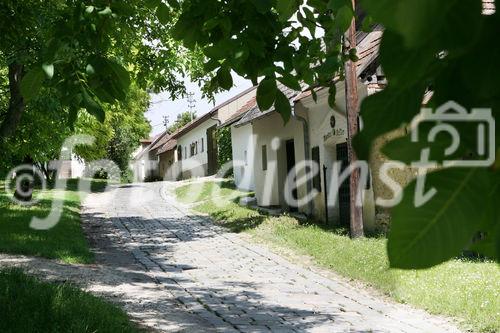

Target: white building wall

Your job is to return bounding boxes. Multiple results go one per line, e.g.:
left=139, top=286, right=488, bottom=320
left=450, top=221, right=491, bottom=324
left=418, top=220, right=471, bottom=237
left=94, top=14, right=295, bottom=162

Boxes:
left=218, top=89, right=257, bottom=124
left=70, top=154, right=85, bottom=178
left=250, top=112, right=307, bottom=212
left=176, top=118, right=218, bottom=178
left=230, top=123, right=256, bottom=191
left=299, top=81, right=376, bottom=229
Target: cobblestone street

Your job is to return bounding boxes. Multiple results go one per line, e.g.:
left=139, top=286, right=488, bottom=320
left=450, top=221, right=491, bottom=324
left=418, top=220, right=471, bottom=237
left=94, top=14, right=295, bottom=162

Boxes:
left=74, top=181, right=461, bottom=332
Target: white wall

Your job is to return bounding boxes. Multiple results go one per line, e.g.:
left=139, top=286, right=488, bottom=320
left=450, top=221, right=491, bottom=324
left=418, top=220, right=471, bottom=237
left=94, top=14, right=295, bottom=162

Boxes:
left=250, top=112, right=307, bottom=212
left=218, top=89, right=257, bottom=124
left=230, top=123, right=256, bottom=191
left=299, top=81, right=376, bottom=229
left=176, top=118, right=218, bottom=177
left=70, top=154, right=85, bottom=178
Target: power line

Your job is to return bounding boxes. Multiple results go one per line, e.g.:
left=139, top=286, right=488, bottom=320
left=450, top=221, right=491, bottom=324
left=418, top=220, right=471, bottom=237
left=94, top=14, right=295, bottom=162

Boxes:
left=187, top=92, right=196, bottom=121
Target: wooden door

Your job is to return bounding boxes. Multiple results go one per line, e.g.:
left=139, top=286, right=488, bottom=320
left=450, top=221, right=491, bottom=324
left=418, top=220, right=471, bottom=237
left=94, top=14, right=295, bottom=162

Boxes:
left=206, top=125, right=218, bottom=175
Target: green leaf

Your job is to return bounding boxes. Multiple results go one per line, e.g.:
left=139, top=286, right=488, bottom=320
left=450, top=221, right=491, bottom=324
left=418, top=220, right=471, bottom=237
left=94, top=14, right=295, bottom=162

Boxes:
left=85, top=5, right=95, bottom=14
left=98, top=7, right=112, bottom=16
left=156, top=3, right=170, bottom=24
left=379, top=30, right=436, bottom=86
left=88, top=56, right=131, bottom=102
left=360, top=0, right=482, bottom=51
left=144, top=0, right=160, bottom=9
left=67, top=106, right=79, bottom=129
left=276, top=0, right=298, bottom=22
left=85, top=64, right=95, bottom=75
left=20, top=68, right=45, bottom=101
left=328, top=84, right=336, bottom=108
left=82, top=89, right=105, bottom=122
left=334, top=5, right=353, bottom=32
left=167, top=0, right=180, bottom=9
left=470, top=228, right=499, bottom=260
left=381, top=122, right=478, bottom=165
left=216, top=67, right=233, bottom=90
left=256, top=78, right=277, bottom=111
left=275, top=89, right=291, bottom=123
left=327, top=0, right=351, bottom=11
left=353, top=83, right=426, bottom=160
left=41, top=63, right=54, bottom=79
left=361, top=15, right=373, bottom=32
left=388, top=168, right=490, bottom=269
left=250, top=0, right=273, bottom=13
left=348, top=48, right=358, bottom=62
left=277, top=74, right=301, bottom=91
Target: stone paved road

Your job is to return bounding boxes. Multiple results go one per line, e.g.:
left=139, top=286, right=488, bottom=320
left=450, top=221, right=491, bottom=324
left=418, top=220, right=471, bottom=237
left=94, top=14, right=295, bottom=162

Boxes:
left=82, top=181, right=461, bottom=333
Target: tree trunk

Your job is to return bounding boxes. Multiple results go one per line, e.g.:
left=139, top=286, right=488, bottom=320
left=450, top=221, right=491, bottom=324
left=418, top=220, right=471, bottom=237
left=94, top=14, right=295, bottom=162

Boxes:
left=14, top=156, right=34, bottom=202
left=0, top=62, right=25, bottom=140
left=344, top=0, right=364, bottom=238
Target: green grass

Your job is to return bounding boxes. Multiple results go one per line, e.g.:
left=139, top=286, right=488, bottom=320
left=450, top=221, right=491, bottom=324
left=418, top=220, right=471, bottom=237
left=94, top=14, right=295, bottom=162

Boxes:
left=0, top=179, right=108, bottom=264
left=0, top=268, right=140, bottom=333
left=175, top=179, right=251, bottom=204
left=176, top=180, right=500, bottom=333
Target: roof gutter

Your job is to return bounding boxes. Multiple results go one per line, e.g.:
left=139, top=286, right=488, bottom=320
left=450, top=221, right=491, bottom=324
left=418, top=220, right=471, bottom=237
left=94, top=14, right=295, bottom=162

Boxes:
left=210, top=113, right=221, bottom=126
left=291, top=106, right=313, bottom=217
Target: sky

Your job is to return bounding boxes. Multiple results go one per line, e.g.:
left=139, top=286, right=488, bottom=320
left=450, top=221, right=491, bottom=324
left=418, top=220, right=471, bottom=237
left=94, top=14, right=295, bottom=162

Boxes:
left=146, top=74, right=253, bottom=137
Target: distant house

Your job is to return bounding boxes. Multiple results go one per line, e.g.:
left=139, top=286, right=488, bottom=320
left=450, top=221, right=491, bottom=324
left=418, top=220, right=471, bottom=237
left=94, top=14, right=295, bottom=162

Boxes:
left=50, top=153, right=86, bottom=179
left=155, top=86, right=257, bottom=180
left=229, top=28, right=383, bottom=230
left=131, top=132, right=169, bottom=181
left=220, top=97, right=258, bottom=191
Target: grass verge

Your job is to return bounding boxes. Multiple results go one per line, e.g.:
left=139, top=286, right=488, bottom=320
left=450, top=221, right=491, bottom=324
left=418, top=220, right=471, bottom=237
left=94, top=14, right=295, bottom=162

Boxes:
left=175, top=180, right=500, bottom=333
left=0, top=268, right=140, bottom=332
left=0, top=179, right=108, bottom=264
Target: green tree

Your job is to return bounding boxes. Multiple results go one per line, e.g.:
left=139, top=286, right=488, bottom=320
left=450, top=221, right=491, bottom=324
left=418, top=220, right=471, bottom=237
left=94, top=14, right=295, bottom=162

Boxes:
left=216, top=126, right=233, bottom=175
left=75, top=85, right=151, bottom=177
left=0, top=0, right=203, bottom=141
left=167, top=111, right=197, bottom=134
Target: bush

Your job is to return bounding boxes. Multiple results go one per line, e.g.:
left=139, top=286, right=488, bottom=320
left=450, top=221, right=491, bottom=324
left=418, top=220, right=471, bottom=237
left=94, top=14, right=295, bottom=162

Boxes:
left=144, top=175, right=163, bottom=182
left=121, top=169, right=134, bottom=184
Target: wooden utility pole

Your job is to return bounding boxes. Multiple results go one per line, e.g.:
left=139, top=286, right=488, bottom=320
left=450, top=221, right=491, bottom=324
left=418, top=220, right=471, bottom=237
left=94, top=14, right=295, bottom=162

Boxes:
left=344, top=0, right=364, bottom=238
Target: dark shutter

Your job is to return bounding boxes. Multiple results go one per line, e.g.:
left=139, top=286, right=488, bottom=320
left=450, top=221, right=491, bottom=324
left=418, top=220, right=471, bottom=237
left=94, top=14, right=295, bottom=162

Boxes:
left=261, top=145, right=267, bottom=171
left=312, top=146, right=321, bottom=192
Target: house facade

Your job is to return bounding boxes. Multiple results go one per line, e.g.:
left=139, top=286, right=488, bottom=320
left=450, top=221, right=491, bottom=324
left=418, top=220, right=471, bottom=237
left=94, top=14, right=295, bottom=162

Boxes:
left=155, top=86, right=257, bottom=181
left=228, top=28, right=383, bottom=230
left=131, top=132, right=169, bottom=181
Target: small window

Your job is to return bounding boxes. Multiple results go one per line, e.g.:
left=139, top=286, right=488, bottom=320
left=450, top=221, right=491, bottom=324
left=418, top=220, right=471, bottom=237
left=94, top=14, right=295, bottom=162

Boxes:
left=312, top=146, right=321, bottom=192
left=244, top=150, right=248, bottom=166
left=184, top=147, right=187, bottom=159
left=190, top=143, right=196, bottom=157
left=261, top=145, right=267, bottom=171
left=201, top=138, right=204, bottom=152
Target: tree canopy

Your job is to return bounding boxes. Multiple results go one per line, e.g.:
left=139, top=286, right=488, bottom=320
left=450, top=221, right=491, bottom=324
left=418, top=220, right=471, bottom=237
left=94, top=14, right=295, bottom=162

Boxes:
left=166, top=110, right=197, bottom=134
left=0, top=0, right=203, bottom=141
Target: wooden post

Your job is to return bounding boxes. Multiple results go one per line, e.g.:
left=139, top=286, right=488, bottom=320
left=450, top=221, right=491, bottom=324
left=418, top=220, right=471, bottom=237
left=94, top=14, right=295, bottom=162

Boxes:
left=344, top=0, right=364, bottom=238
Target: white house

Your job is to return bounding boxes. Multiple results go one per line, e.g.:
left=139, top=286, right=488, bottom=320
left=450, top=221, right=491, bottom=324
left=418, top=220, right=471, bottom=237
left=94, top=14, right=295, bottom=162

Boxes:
left=220, top=97, right=257, bottom=191
left=49, top=153, right=86, bottom=179
left=229, top=27, right=383, bottom=230
left=156, top=86, right=257, bottom=180
left=131, top=132, right=169, bottom=181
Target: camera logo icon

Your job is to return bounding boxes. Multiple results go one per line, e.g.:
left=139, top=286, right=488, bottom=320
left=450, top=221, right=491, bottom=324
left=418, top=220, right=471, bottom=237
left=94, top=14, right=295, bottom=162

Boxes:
left=410, top=101, right=495, bottom=168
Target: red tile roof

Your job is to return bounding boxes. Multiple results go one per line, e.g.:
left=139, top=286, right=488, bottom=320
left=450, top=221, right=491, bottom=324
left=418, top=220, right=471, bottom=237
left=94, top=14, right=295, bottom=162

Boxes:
left=157, top=138, right=177, bottom=155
